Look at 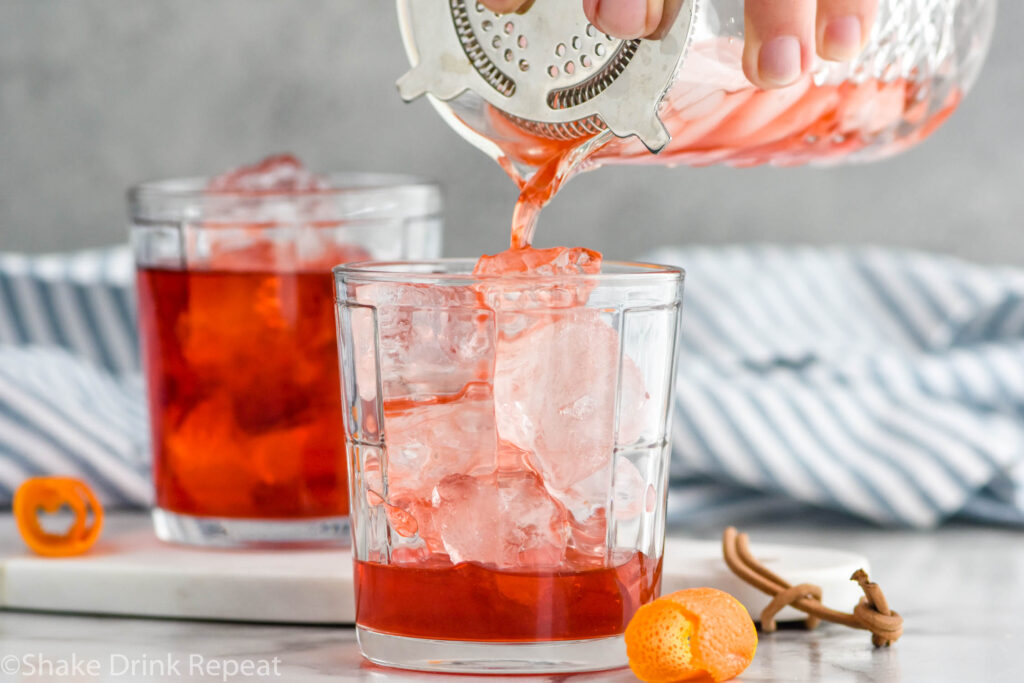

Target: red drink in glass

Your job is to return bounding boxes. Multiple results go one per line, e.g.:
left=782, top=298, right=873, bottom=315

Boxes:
left=354, top=552, right=662, bottom=642
left=136, top=264, right=362, bottom=521
left=130, top=159, right=442, bottom=546
left=336, top=254, right=684, bottom=673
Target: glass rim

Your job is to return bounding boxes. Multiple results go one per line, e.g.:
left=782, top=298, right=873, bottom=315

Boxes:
left=128, top=172, right=440, bottom=201
left=333, top=258, right=685, bottom=284
left=128, top=172, right=442, bottom=224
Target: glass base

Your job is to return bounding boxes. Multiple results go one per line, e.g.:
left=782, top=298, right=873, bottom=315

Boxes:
left=356, top=626, right=627, bottom=674
left=152, top=508, right=350, bottom=548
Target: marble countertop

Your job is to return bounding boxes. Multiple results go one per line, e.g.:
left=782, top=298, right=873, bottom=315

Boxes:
left=1, top=514, right=1020, bottom=682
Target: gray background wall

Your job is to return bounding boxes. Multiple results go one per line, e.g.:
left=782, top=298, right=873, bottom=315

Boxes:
left=1, top=0, right=1021, bottom=263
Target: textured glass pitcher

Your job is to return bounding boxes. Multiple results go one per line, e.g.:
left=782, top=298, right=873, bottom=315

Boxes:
left=397, top=0, right=997, bottom=181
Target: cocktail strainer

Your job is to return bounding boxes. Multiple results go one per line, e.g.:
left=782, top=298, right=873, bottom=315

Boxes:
left=397, top=0, right=696, bottom=152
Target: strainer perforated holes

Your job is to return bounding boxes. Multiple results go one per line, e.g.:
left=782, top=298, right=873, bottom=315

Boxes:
left=397, top=0, right=697, bottom=151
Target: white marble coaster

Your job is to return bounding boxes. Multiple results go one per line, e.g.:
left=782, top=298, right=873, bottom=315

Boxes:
left=0, top=518, right=868, bottom=625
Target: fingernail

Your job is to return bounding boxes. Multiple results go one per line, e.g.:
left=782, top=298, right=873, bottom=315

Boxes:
left=758, top=35, right=802, bottom=86
left=594, top=0, right=648, bottom=39
left=822, top=16, right=863, bottom=61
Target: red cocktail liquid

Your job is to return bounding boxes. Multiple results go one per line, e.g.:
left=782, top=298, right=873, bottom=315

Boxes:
left=137, top=260, right=361, bottom=519
left=356, top=551, right=661, bottom=642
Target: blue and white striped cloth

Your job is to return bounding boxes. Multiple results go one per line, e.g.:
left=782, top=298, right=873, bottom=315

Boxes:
left=0, top=248, right=150, bottom=507
left=1, top=244, right=1023, bottom=526
left=647, top=245, right=1024, bottom=528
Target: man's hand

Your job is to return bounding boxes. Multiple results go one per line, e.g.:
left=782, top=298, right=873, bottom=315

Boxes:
left=479, top=0, right=878, bottom=89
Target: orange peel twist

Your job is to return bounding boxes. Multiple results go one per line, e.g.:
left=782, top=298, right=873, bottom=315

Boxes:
left=14, top=477, right=104, bottom=557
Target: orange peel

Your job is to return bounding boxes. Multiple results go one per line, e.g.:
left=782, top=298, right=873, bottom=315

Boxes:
left=625, top=587, right=758, bottom=683
left=13, top=477, right=104, bottom=557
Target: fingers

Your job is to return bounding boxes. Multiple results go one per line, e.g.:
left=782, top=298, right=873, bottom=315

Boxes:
left=816, top=0, right=877, bottom=61
left=483, top=0, right=875, bottom=90
left=479, top=0, right=529, bottom=13
left=743, top=0, right=816, bottom=89
left=582, top=0, right=665, bottom=40
left=647, top=0, right=687, bottom=40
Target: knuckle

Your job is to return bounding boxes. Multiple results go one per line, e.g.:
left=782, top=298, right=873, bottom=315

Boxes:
left=480, top=0, right=523, bottom=13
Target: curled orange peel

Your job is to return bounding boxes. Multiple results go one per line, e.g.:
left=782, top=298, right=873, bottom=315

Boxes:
left=13, top=477, right=104, bottom=557
left=625, top=587, right=758, bottom=683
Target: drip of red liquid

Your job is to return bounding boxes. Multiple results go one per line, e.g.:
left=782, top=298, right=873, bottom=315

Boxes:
left=476, top=117, right=609, bottom=267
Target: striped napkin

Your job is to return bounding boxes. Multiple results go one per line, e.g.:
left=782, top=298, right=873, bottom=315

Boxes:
left=1, top=244, right=1022, bottom=527
left=0, top=248, right=150, bottom=506
left=647, top=245, right=1024, bottom=528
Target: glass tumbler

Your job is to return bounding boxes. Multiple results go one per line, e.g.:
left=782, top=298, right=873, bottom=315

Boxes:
left=131, top=175, right=441, bottom=547
left=335, top=259, right=684, bottom=673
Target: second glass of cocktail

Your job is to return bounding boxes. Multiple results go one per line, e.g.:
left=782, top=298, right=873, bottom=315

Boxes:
left=336, top=254, right=684, bottom=673
left=132, top=157, right=442, bottom=547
